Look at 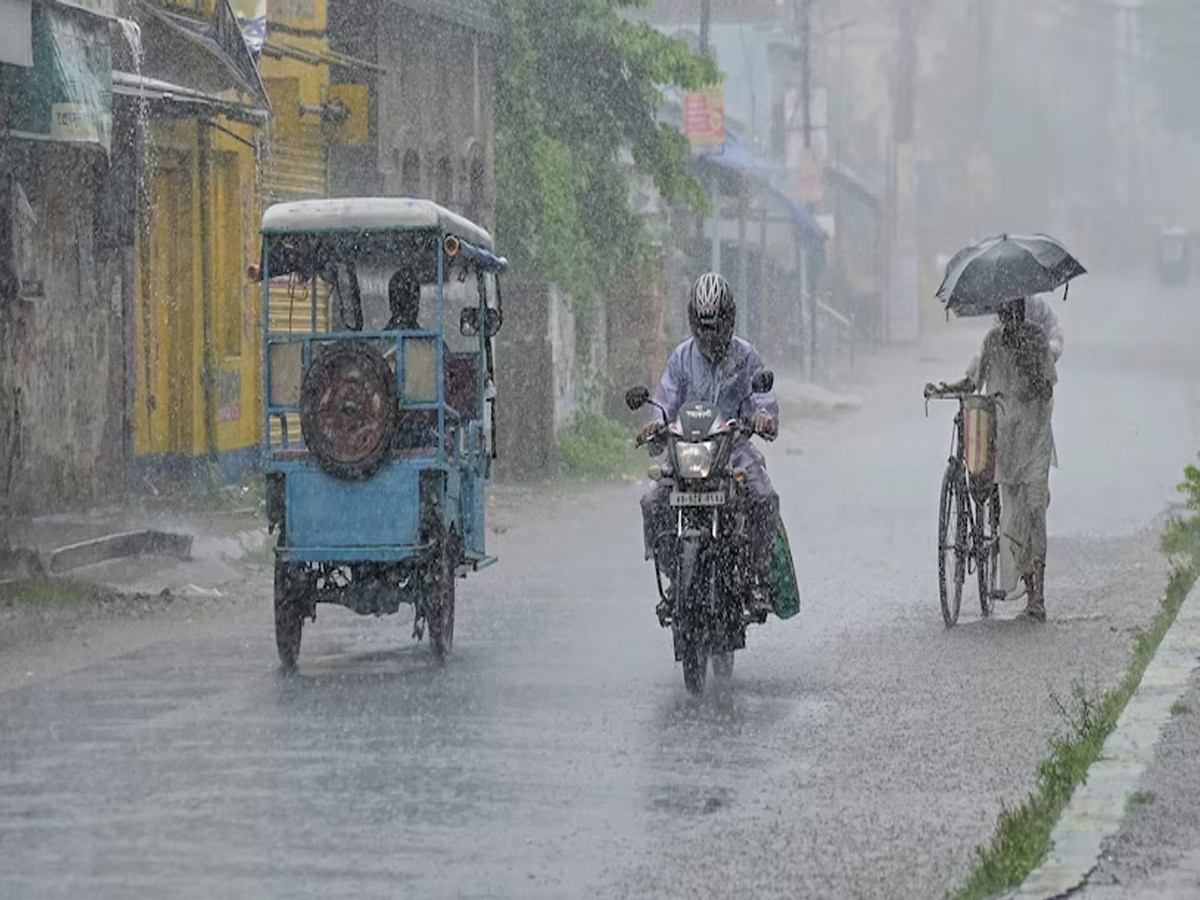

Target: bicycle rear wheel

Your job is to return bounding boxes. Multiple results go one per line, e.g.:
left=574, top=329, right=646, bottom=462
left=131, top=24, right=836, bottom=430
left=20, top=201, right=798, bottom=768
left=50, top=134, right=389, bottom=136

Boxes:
left=978, top=485, right=1001, bottom=617
left=938, top=464, right=967, bottom=627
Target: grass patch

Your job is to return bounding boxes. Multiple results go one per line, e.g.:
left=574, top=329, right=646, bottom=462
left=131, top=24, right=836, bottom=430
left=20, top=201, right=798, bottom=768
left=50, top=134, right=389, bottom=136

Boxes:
left=192, top=468, right=268, bottom=515
left=1126, top=789, right=1157, bottom=811
left=556, top=412, right=645, bottom=481
left=952, top=456, right=1200, bottom=900
left=1, top=578, right=104, bottom=608
left=137, top=462, right=268, bottom=516
left=1171, top=699, right=1191, bottom=717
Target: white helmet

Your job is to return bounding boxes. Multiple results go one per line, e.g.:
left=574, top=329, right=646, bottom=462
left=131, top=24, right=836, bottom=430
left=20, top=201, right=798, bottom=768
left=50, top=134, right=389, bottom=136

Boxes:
left=688, top=272, right=736, bottom=362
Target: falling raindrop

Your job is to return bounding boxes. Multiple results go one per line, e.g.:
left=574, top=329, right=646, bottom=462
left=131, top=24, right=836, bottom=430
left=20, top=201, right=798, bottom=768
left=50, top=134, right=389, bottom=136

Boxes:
left=114, top=17, right=157, bottom=221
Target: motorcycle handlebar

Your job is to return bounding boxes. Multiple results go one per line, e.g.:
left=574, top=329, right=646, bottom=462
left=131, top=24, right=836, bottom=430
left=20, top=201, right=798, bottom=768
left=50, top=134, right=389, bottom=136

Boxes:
left=634, top=418, right=775, bottom=447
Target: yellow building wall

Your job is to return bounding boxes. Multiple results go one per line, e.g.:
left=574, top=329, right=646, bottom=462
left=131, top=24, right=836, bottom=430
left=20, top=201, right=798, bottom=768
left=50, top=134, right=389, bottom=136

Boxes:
left=257, top=0, right=335, bottom=451
left=132, top=116, right=262, bottom=462
left=135, top=0, right=343, bottom=464
left=210, top=124, right=263, bottom=455
left=258, top=0, right=333, bottom=204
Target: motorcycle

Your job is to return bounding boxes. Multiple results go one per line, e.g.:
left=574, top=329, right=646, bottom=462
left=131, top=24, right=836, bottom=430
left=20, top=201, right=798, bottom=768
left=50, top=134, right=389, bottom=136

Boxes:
left=625, top=370, right=777, bottom=695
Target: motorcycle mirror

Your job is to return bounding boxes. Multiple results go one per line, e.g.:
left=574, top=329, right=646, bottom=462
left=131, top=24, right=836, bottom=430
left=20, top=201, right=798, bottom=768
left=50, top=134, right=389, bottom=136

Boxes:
left=752, top=370, right=775, bottom=394
left=460, top=308, right=480, bottom=337
left=625, top=386, right=651, bottom=411
left=460, top=307, right=503, bottom=338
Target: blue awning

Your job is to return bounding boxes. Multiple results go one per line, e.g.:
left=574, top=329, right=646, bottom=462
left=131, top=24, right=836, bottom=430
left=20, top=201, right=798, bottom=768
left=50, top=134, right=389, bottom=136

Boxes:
left=769, top=186, right=826, bottom=244
left=703, top=132, right=785, bottom=180
left=696, top=132, right=826, bottom=244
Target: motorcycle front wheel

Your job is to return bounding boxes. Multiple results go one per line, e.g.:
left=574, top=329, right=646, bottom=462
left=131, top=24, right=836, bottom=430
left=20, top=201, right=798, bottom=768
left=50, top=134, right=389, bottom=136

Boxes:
left=676, top=540, right=708, bottom=695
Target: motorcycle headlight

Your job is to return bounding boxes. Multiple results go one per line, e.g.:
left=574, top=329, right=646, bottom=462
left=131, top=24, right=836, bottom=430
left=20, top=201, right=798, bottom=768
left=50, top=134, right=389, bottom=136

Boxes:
left=674, top=442, right=715, bottom=479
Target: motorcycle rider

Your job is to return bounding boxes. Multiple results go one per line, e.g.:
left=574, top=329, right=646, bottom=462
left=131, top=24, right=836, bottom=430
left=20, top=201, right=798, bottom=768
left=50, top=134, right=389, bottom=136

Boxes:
left=639, top=272, right=780, bottom=621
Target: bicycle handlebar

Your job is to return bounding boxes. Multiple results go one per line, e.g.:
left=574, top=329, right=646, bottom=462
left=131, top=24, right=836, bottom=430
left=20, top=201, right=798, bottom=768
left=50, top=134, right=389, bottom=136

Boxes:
left=923, top=389, right=1005, bottom=402
left=923, top=389, right=1006, bottom=418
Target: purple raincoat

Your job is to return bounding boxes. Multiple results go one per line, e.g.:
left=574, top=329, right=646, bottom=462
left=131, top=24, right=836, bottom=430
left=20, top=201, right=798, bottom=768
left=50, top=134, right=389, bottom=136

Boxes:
left=649, top=337, right=779, bottom=471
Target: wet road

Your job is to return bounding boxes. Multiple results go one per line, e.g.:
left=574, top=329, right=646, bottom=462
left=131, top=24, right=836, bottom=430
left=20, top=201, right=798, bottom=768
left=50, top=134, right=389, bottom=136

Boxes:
left=1, top=277, right=1199, bottom=899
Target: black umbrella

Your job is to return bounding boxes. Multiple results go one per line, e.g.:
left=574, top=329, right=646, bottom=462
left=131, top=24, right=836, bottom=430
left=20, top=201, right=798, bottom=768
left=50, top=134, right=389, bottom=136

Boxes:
left=936, top=233, right=1087, bottom=317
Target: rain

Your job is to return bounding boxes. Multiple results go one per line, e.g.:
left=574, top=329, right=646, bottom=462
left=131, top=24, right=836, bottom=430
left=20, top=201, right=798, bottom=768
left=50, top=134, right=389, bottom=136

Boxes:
left=1, top=0, right=1200, bottom=898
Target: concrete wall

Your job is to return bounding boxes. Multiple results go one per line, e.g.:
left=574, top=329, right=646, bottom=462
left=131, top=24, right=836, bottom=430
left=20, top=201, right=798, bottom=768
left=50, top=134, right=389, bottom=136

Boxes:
left=373, top=8, right=498, bottom=230
left=0, top=145, right=127, bottom=515
left=495, top=280, right=605, bottom=480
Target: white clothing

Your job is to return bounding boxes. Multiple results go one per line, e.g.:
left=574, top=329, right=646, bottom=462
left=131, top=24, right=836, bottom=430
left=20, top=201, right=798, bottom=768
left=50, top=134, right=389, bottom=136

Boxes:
left=967, top=323, right=1056, bottom=589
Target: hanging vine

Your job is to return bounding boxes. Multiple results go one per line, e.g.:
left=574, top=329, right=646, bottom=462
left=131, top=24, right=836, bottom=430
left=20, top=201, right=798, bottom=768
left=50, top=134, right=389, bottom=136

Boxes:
left=494, top=0, right=718, bottom=324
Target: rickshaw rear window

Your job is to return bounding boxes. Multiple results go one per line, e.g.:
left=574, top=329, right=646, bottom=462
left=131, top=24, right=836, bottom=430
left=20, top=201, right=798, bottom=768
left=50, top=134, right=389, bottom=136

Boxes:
left=264, top=231, right=441, bottom=284
left=265, top=231, right=445, bottom=335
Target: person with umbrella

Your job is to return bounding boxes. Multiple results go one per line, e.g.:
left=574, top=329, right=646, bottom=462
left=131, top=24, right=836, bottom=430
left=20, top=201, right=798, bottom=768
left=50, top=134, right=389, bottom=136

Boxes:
left=928, top=299, right=1056, bottom=620
left=971, top=293, right=1063, bottom=367
left=926, top=234, right=1085, bottom=622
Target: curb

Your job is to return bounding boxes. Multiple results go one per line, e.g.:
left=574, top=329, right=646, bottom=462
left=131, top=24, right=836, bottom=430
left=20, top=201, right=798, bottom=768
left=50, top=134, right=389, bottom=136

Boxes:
left=45, top=530, right=194, bottom=575
left=1008, top=583, right=1200, bottom=899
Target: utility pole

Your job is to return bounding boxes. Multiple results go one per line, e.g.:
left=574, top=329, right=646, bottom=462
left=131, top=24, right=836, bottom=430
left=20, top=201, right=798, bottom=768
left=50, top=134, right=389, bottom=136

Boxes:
left=701, top=0, right=720, bottom=274
left=887, top=0, right=920, bottom=344
left=800, top=0, right=813, bottom=149
left=975, top=0, right=989, bottom=143
left=967, top=0, right=991, bottom=237
left=1123, top=0, right=1139, bottom=255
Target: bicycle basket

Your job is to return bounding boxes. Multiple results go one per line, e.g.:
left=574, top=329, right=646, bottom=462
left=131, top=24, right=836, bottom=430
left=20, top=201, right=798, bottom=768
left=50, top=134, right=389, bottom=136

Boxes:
left=962, top=395, right=997, bottom=485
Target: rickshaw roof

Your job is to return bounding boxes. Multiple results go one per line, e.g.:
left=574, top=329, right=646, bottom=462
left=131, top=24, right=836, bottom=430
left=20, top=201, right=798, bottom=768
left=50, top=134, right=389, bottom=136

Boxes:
left=261, top=197, right=495, bottom=250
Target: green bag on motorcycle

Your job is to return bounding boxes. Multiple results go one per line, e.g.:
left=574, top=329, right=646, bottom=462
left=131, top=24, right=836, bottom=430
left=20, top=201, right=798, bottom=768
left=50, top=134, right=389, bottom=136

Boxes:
left=769, top=519, right=801, bottom=619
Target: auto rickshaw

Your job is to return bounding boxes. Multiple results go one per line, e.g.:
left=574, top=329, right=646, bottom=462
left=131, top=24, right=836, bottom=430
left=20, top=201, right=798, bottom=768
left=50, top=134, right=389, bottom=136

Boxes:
left=1158, top=226, right=1190, bottom=286
left=258, top=198, right=505, bottom=669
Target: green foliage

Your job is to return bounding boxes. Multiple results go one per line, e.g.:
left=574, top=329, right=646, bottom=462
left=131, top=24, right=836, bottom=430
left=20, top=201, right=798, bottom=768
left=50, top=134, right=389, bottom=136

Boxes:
left=1127, top=789, right=1157, bottom=810
left=556, top=412, right=642, bottom=480
left=495, top=0, right=717, bottom=318
left=2, top=579, right=99, bottom=608
left=1162, top=456, right=1200, bottom=563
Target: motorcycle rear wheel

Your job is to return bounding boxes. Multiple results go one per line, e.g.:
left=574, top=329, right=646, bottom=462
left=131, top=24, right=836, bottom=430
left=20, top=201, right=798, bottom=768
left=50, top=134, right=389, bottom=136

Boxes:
left=682, top=646, right=707, bottom=694
left=711, top=652, right=734, bottom=680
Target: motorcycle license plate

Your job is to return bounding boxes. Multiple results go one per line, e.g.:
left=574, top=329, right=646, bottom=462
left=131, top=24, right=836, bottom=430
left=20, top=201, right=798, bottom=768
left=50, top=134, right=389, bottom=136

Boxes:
left=670, top=491, right=726, bottom=507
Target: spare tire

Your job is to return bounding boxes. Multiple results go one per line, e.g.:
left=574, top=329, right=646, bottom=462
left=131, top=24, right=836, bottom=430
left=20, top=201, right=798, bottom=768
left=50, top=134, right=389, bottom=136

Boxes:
left=300, top=342, right=398, bottom=480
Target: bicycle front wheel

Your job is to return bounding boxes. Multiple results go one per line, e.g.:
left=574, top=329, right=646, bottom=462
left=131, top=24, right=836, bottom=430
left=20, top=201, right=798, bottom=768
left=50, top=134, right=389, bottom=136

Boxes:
left=938, top=464, right=967, bottom=627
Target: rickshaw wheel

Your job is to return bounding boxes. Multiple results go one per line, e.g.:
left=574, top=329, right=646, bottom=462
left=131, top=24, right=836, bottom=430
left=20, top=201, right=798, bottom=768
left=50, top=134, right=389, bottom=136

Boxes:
left=299, top=342, right=398, bottom=481
left=274, top=559, right=307, bottom=672
left=427, top=532, right=459, bottom=663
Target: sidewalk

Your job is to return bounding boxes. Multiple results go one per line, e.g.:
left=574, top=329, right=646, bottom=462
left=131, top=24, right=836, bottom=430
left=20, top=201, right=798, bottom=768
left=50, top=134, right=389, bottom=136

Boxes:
left=1072, top=669, right=1200, bottom=899
left=773, top=373, right=864, bottom=418
left=1011, top=581, right=1200, bottom=900
left=0, top=503, right=269, bottom=598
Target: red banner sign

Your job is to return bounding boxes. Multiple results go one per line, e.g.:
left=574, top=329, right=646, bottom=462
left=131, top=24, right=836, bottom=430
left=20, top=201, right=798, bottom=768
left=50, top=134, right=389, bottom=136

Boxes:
left=684, top=86, right=725, bottom=154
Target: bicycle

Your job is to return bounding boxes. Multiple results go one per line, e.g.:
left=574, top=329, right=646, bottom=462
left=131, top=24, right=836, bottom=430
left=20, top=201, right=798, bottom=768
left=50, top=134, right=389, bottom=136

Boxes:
left=924, top=389, right=1005, bottom=627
